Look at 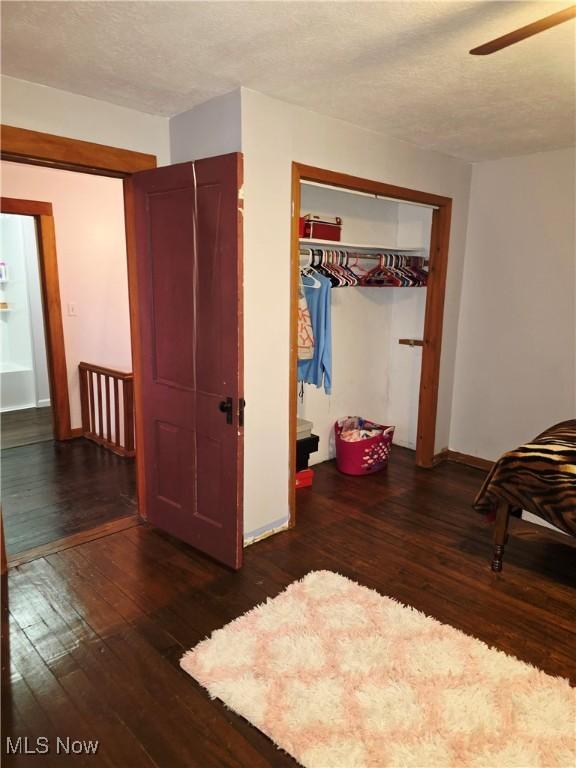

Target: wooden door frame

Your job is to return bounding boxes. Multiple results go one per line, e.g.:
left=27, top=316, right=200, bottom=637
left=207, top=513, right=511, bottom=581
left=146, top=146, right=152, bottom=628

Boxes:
left=289, top=162, right=453, bottom=524
left=0, top=196, right=73, bottom=440
left=1, top=124, right=157, bottom=517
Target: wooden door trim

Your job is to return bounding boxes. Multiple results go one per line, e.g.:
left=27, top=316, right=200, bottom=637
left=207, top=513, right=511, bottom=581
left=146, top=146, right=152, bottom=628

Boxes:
left=288, top=164, right=303, bottom=523
left=1, top=196, right=72, bottom=440
left=123, top=179, right=147, bottom=516
left=0, top=509, right=6, bottom=578
left=235, top=152, right=245, bottom=567
left=289, top=163, right=453, bottom=525
left=1, top=125, right=156, bottom=177
left=1, top=197, right=52, bottom=216
left=1, top=125, right=157, bottom=520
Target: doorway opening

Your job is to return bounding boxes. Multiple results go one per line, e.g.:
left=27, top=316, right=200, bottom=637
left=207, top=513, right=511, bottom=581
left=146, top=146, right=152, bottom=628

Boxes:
left=289, top=164, right=452, bottom=525
left=0, top=212, right=52, bottom=448
left=0, top=131, right=157, bottom=565
left=1, top=126, right=244, bottom=572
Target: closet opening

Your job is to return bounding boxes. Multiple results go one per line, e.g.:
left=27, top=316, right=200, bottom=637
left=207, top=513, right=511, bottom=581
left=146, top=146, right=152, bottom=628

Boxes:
left=289, top=164, right=452, bottom=525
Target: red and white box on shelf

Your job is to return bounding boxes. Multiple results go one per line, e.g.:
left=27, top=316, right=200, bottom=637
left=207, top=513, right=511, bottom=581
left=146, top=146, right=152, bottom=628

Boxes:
left=300, top=214, right=342, bottom=241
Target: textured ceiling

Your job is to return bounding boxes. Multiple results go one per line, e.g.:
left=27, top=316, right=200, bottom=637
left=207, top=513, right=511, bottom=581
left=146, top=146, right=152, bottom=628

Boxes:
left=1, top=1, right=575, bottom=160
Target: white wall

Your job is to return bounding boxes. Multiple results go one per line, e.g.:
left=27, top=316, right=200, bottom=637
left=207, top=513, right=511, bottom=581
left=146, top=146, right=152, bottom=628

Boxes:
left=170, top=90, right=242, bottom=163
left=450, top=148, right=576, bottom=460
left=297, top=184, right=430, bottom=462
left=1, top=75, right=170, bottom=165
left=1, top=161, right=132, bottom=429
left=241, top=88, right=472, bottom=540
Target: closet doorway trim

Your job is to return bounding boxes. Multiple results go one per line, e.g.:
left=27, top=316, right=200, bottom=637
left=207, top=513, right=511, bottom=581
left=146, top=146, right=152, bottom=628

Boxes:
left=289, top=163, right=453, bottom=526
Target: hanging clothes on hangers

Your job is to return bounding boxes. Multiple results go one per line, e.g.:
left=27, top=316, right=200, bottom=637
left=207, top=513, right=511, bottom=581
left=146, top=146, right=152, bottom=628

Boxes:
left=328, top=249, right=357, bottom=286
left=311, top=248, right=341, bottom=287
left=361, top=254, right=403, bottom=287
left=359, top=253, right=428, bottom=287
left=297, top=280, right=315, bottom=360
left=300, top=246, right=428, bottom=288
left=298, top=268, right=332, bottom=394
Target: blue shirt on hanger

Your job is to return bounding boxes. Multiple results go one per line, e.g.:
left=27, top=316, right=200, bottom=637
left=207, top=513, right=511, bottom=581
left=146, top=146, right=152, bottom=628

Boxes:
left=298, top=271, right=332, bottom=394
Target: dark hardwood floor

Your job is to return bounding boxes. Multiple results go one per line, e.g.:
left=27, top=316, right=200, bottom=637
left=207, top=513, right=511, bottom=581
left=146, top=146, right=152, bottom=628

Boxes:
left=2, top=448, right=575, bottom=767
left=1, top=408, right=53, bottom=450
left=1, top=438, right=137, bottom=556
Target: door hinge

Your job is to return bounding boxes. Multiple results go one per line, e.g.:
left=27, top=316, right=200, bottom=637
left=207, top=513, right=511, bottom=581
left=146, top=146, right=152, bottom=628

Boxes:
left=238, top=398, right=246, bottom=428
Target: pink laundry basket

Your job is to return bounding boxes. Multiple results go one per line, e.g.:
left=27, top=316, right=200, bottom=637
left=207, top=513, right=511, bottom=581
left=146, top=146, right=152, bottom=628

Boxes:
left=334, top=418, right=395, bottom=476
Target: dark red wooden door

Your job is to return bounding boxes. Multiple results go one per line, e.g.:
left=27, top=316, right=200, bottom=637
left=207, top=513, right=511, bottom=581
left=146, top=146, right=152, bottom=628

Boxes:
left=128, top=154, right=243, bottom=569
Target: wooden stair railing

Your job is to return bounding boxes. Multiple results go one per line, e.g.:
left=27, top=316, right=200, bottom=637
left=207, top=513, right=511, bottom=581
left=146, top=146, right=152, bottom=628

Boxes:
left=78, top=362, right=135, bottom=457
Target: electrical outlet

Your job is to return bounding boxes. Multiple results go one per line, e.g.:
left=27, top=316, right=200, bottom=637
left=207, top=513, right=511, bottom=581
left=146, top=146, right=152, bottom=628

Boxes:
left=67, top=302, right=77, bottom=317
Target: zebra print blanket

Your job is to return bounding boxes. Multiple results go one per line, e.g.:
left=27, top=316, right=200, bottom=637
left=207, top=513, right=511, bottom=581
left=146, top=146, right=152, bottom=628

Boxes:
left=473, top=420, right=576, bottom=536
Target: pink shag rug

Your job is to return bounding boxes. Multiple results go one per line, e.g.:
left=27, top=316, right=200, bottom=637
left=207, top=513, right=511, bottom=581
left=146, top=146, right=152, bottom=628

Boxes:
left=180, top=571, right=575, bottom=768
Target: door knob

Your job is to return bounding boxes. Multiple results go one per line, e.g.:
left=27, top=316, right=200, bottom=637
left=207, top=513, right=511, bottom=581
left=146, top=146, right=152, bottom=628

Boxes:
left=219, top=397, right=233, bottom=424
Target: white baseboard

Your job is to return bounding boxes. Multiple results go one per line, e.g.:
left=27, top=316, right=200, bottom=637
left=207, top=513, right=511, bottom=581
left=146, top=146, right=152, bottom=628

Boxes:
left=0, top=402, right=37, bottom=413
left=37, top=399, right=51, bottom=408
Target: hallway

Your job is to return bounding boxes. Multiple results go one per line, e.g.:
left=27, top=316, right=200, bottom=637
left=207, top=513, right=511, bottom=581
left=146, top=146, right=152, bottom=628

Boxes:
left=1, top=438, right=137, bottom=559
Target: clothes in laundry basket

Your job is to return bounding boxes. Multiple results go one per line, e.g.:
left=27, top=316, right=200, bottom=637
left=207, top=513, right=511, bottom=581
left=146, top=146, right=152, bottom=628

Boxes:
left=335, top=417, right=395, bottom=476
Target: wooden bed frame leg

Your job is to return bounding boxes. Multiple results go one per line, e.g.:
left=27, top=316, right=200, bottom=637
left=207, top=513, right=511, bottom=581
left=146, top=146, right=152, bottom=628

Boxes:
left=491, top=502, right=511, bottom=572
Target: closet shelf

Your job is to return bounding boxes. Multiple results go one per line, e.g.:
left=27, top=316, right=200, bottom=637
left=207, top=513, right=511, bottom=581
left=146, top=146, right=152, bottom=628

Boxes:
left=299, top=238, right=427, bottom=253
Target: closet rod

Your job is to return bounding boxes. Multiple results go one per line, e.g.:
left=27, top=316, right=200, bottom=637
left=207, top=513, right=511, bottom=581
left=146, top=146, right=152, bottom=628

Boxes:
left=300, top=180, right=439, bottom=210
left=299, top=252, right=424, bottom=264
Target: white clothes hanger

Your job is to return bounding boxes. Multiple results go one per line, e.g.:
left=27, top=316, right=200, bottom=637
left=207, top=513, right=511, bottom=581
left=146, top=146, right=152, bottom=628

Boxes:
left=300, top=267, right=321, bottom=289
left=299, top=248, right=321, bottom=288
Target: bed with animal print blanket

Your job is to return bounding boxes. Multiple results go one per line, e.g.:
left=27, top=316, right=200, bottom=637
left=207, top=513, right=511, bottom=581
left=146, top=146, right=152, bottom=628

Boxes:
left=473, top=419, right=576, bottom=536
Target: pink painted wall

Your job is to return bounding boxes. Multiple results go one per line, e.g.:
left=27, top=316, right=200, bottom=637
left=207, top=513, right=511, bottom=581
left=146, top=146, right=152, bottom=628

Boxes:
left=1, top=161, right=131, bottom=429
